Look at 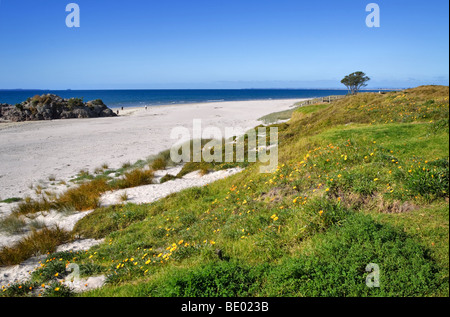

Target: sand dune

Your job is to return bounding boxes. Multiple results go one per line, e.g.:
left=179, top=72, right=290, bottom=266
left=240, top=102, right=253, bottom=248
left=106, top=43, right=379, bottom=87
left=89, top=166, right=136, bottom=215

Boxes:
left=0, top=98, right=302, bottom=290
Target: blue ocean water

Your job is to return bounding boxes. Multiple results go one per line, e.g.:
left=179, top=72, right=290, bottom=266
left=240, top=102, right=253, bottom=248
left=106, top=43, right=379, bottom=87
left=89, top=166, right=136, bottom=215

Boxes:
left=0, top=89, right=383, bottom=108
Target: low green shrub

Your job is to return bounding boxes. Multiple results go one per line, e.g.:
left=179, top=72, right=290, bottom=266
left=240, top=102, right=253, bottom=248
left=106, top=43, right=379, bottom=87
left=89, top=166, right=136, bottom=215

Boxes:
left=300, top=197, right=351, bottom=237
left=42, top=282, right=74, bottom=297
left=1, top=281, right=38, bottom=297
left=156, top=261, right=263, bottom=297
left=404, top=158, right=449, bottom=201
left=265, top=214, right=441, bottom=296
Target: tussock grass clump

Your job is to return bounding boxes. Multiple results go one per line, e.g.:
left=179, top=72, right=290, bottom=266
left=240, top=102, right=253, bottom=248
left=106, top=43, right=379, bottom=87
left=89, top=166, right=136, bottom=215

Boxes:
left=119, top=192, right=129, bottom=203
left=0, top=227, right=71, bottom=266
left=151, top=149, right=175, bottom=166
left=160, top=174, right=178, bottom=184
left=94, top=167, right=104, bottom=174
left=111, top=169, right=154, bottom=190
left=13, top=197, right=52, bottom=215
left=121, top=162, right=132, bottom=169
left=56, top=178, right=110, bottom=212
left=70, top=172, right=94, bottom=183
left=0, top=214, right=26, bottom=235
left=151, top=158, right=167, bottom=171
left=177, top=162, right=211, bottom=178
left=11, top=167, right=154, bottom=217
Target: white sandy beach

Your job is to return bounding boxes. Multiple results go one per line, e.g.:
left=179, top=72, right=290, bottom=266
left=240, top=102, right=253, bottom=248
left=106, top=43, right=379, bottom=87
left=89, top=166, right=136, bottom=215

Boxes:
left=0, top=99, right=302, bottom=201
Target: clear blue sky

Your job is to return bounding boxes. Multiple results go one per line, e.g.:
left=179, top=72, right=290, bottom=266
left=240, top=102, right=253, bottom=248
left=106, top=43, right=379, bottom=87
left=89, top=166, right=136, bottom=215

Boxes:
left=0, top=0, right=448, bottom=89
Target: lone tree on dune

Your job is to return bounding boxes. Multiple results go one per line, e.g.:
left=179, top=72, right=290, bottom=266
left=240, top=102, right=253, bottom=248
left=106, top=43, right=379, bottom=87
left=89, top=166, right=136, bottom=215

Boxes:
left=341, top=71, right=371, bottom=95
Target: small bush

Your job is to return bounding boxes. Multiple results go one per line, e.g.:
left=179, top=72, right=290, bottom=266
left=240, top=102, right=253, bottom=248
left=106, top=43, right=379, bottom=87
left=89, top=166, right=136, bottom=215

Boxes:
left=90, top=99, right=105, bottom=106
left=30, top=95, right=42, bottom=106
left=67, top=98, right=84, bottom=110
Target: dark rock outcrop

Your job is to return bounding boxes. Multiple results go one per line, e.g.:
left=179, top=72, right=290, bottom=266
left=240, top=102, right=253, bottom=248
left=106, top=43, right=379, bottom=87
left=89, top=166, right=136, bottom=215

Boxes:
left=0, top=94, right=117, bottom=122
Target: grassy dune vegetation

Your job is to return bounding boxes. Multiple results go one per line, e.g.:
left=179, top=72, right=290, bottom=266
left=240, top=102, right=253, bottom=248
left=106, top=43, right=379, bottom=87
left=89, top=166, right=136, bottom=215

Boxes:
left=1, top=85, right=448, bottom=297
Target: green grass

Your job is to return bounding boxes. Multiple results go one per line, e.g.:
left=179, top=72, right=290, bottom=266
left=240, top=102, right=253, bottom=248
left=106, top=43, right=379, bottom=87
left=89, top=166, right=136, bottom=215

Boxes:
left=2, top=85, right=449, bottom=297
left=258, top=103, right=331, bottom=124
left=0, top=214, right=26, bottom=235
left=0, top=197, right=23, bottom=204
left=295, top=103, right=331, bottom=115
left=258, top=108, right=296, bottom=124
left=73, top=204, right=150, bottom=239
left=370, top=203, right=449, bottom=296
left=82, top=212, right=444, bottom=297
